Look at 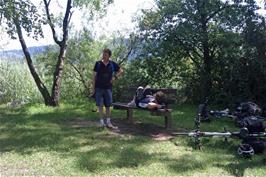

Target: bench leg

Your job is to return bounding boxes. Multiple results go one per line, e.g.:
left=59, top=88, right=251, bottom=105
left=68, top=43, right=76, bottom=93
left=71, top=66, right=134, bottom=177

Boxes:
left=165, top=113, right=172, bottom=130
left=127, top=109, right=133, bottom=123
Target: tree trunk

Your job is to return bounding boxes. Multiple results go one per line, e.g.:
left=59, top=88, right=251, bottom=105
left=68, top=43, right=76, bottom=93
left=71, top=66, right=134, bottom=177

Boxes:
left=50, top=45, right=67, bottom=106
left=14, top=18, right=53, bottom=106
left=45, top=0, right=72, bottom=106
left=200, top=19, right=212, bottom=100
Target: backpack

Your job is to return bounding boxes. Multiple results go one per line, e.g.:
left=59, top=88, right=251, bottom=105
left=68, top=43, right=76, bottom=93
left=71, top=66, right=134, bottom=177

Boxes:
left=262, top=105, right=266, bottom=117
left=95, top=61, right=115, bottom=74
left=236, top=116, right=265, bottom=133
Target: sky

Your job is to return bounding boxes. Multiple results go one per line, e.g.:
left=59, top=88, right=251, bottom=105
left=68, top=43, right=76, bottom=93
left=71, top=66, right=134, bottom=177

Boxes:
left=0, top=0, right=155, bottom=50
left=0, top=0, right=265, bottom=51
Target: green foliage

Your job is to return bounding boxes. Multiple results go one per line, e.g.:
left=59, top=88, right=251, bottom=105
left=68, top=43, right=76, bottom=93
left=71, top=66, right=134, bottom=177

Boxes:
left=0, top=60, right=42, bottom=103
left=74, top=0, right=113, bottom=8
left=0, top=0, right=114, bottom=39
left=34, top=30, right=105, bottom=101
left=74, top=0, right=114, bottom=20
left=208, top=12, right=266, bottom=105
left=1, top=0, right=265, bottom=106
left=0, top=31, right=136, bottom=103
left=65, top=30, right=105, bottom=98
left=136, top=0, right=266, bottom=104
left=0, top=0, right=43, bottom=39
left=106, top=34, right=137, bottom=64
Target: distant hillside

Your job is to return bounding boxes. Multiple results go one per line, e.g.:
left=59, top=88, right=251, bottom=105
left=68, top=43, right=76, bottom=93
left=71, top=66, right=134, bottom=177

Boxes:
left=0, top=45, right=50, bottom=59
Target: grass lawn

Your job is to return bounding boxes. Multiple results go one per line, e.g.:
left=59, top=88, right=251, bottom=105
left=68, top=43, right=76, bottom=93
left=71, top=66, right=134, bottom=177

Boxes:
left=0, top=101, right=265, bottom=177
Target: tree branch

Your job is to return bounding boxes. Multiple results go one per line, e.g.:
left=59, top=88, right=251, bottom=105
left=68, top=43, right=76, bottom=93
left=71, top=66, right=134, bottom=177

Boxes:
left=68, top=10, right=74, bottom=25
left=206, top=2, right=229, bottom=23
left=43, top=0, right=61, bottom=45
left=210, top=45, right=219, bottom=59
left=118, top=47, right=133, bottom=66
left=62, top=0, right=72, bottom=44
left=174, top=36, right=202, bottom=67
left=68, top=60, right=90, bottom=92
left=187, top=51, right=201, bottom=69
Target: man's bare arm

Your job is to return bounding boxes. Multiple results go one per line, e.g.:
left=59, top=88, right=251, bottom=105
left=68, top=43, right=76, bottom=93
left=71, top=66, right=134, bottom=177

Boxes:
left=115, top=68, right=123, bottom=78
left=111, top=68, right=123, bottom=83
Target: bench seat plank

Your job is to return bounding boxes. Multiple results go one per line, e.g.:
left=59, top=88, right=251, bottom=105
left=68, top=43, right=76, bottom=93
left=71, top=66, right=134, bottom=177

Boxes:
left=113, top=102, right=135, bottom=109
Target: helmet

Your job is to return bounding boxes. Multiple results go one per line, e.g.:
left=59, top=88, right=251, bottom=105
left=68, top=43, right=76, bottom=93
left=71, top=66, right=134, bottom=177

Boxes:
left=136, top=86, right=144, bottom=100
left=236, top=102, right=261, bottom=116
left=237, top=144, right=255, bottom=157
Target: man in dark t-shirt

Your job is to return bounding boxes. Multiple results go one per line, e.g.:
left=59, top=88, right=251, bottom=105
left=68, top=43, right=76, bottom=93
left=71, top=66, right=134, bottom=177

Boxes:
left=92, top=48, right=123, bottom=128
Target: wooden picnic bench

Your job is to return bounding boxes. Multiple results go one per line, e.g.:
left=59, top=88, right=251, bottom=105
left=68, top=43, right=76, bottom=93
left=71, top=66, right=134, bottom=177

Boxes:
left=113, top=87, right=177, bottom=130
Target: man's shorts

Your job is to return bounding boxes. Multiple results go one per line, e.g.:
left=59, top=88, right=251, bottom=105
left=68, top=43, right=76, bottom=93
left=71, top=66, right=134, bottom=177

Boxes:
left=95, top=88, right=112, bottom=107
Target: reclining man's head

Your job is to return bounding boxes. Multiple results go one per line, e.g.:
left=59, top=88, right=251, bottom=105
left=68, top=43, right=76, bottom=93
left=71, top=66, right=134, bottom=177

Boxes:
left=154, top=91, right=167, bottom=104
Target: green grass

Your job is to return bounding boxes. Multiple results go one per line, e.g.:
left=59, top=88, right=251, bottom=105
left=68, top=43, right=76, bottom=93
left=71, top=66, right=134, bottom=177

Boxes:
left=0, top=102, right=265, bottom=176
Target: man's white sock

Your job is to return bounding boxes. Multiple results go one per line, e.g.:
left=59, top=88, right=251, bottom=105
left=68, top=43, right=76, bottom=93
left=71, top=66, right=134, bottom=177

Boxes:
left=100, top=118, right=105, bottom=125
left=106, top=118, right=111, bottom=124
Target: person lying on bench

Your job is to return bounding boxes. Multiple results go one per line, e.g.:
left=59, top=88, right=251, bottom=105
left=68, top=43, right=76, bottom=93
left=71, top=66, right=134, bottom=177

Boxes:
left=132, top=86, right=167, bottom=110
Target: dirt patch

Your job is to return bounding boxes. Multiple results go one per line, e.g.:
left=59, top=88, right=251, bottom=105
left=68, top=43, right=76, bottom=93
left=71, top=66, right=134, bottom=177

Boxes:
left=65, top=118, right=98, bottom=128
left=65, top=118, right=187, bottom=141
left=110, top=118, right=174, bottom=140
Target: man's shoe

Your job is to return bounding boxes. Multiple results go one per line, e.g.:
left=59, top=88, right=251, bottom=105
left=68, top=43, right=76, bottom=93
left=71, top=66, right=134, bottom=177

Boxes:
left=106, top=121, right=118, bottom=129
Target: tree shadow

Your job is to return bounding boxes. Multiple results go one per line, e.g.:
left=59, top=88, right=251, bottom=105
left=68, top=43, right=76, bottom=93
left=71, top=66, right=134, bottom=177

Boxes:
left=75, top=138, right=211, bottom=175
left=0, top=106, right=158, bottom=172
left=165, top=154, right=207, bottom=173
left=171, top=135, right=266, bottom=176
left=215, top=157, right=266, bottom=177
left=0, top=105, right=206, bottom=175
left=76, top=144, right=153, bottom=172
left=1, top=105, right=265, bottom=176
left=0, top=105, right=96, bottom=154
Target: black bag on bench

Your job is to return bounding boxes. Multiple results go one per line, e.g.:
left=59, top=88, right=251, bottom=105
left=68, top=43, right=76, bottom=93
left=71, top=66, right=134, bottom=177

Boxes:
left=236, top=116, right=265, bottom=133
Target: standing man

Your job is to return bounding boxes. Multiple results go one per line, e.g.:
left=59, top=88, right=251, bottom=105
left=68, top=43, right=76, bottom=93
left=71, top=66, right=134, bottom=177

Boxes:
left=92, top=48, right=123, bottom=128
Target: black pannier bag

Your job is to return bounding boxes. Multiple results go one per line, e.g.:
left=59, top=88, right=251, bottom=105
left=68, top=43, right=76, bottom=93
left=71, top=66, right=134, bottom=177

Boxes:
left=262, top=105, right=266, bottom=117
left=237, top=116, right=265, bottom=133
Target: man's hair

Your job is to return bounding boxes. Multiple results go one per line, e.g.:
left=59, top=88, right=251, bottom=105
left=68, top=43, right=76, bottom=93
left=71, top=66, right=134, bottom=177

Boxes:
left=103, top=48, right=112, bottom=56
